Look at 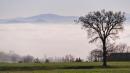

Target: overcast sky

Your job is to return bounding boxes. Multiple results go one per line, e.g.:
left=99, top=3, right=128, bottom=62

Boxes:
left=0, top=0, right=130, bottom=19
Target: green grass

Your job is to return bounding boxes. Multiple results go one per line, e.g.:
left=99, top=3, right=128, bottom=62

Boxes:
left=0, top=62, right=130, bottom=73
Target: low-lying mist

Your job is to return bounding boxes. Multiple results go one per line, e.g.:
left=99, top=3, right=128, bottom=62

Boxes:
left=0, top=23, right=129, bottom=60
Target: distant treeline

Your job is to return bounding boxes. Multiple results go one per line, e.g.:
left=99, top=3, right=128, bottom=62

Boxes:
left=0, top=51, right=83, bottom=63
left=88, top=43, right=130, bottom=62
left=0, top=43, right=129, bottom=63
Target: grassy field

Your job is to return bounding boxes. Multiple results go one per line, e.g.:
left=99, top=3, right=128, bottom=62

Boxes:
left=0, top=62, right=130, bottom=73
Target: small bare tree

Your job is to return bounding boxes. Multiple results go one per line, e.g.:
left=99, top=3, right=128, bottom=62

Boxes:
left=90, top=49, right=102, bottom=62
left=78, top=10, right=125, bottom=67
left=64, top=54, right=75, bottom=62
left=115, top=43, right=128, bottom=53
left=107, top=43, right=130, bottom=53
left=22, top=55, right=34, bottom=63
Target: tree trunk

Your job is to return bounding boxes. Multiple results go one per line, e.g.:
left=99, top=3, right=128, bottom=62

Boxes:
left=102, top=39, right=107, bottom=67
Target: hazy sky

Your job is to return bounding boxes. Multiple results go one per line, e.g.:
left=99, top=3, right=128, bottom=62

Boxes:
left=1, top=0, right=130, bottom=19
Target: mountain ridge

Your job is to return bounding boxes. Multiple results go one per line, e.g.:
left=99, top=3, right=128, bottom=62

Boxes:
left=0, top=14, right=78, bottom=24
left=0, top=13, right=129, bottom=24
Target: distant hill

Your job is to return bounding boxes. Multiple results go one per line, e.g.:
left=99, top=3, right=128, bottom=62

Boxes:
left=0, top=14, right=78, bottom=24
left=0, top=13, right=129, bottom=24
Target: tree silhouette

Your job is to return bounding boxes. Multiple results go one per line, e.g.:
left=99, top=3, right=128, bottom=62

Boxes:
left=78, top=10, right=125, bottom=67
left=90, top=49, right=102, bottom=62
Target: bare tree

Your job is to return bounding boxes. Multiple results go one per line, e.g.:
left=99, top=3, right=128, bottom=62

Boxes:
left=34, top=58, right=41, bottom=63
left=78, top=10, right=125, bottom=67
left=75, top=57, right=83, bottom=62
left=63, top=54, right=75, bottom=62
left=115, top=43, right=128, bottom=53
left=22, top=55, right=34, bottom=63
left=10, top=53, right=21, bottom=63
left=90, top=49, right=102, bottom=62
left=107, top=43, right=130, bottom=53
